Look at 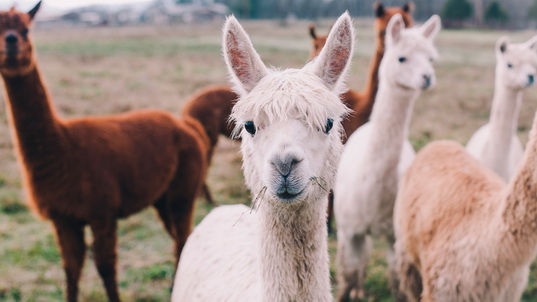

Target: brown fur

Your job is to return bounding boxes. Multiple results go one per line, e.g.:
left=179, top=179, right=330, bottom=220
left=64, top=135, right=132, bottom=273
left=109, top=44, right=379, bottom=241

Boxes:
left=0, top=3, right=208, bottom=301
left=395, top=121, right=537, bottom=301
left=181, top=85, right=238, bottom=205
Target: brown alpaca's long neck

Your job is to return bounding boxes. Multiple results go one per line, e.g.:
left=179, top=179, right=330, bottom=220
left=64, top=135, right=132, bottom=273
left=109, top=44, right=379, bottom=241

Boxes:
left=2, top=66, right=63, bottom=169
left=361, top=48, right=383, bottom=107
left=501, top=113, right=537, bottom=258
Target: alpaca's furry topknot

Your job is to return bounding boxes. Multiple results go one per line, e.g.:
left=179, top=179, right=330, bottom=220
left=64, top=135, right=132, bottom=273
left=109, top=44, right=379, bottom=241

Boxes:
left=231, top=68, right=351, bottom=139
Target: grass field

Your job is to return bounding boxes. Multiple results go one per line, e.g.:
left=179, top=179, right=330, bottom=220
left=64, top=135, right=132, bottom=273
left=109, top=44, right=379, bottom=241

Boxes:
left=1, top=18, right=537, bottom=301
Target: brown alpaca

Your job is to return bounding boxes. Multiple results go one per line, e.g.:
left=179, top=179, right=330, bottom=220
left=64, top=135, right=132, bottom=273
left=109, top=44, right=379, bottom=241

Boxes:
left=181, top=85, right=238, bottom=205
left=394, top=113, right=537, bottom=301
left=0, top=3, right=207, bottom=302
left=309, top=2, right=414, bottom=142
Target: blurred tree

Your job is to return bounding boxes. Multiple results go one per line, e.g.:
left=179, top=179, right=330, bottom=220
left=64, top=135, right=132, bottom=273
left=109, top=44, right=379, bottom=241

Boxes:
left=441, top=0, right=474, bottom=21
left=528, top=0, right=537, bottom=19
left=485, top=1, right=509, bottom=23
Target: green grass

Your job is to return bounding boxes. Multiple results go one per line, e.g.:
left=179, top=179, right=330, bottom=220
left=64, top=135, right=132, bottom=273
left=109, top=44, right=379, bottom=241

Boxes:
left=0, top=20, right=537, bottom=301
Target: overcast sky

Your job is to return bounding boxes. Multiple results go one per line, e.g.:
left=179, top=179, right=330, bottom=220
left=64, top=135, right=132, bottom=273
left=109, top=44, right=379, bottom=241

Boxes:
left=1, top=0, right=152, bottom=11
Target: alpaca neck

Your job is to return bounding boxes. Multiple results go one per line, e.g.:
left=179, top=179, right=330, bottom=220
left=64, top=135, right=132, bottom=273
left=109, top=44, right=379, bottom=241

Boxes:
left=501, top=115, right=537, bottom=263
left=258, top=195, right=331, bottom=301
left=2, top=66, right=63, bottom=169
left=486, top=77, right=523, bottom=169
left=366, top=82, right=419, bottom=174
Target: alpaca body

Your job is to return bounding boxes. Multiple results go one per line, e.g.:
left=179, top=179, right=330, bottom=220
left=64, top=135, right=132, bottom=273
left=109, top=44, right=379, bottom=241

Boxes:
left=173, top=13, right=354, bottom=302
left=335, top=108, right=415, bottom=236
left=394, top=140, right=537, bottom=302
left=0, top=4, right=208, bottom=301
left=172, top=204, right=261, bottom=301
left=466, top=36, right=536, bottom=180
left=309, top=3, right=415, bottom=233
left=181, top=85, right=238, bottom=204
left=173, top=199, right=332, bottom=301
left=333, top=14, right=441, bottom=301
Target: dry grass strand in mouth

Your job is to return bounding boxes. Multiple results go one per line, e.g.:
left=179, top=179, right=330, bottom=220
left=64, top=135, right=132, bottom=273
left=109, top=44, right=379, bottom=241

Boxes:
left=232, top=186, right=267, bottom=227
left=310, top=176, right=329, bottom=192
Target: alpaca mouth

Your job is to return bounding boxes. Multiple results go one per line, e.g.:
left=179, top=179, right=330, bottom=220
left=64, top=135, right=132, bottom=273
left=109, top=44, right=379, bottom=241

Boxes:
left=275, top=187, right=305, bottom=202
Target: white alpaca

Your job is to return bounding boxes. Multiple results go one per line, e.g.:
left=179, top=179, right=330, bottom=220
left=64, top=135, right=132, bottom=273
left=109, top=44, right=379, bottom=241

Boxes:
left=466, top=35, right=537, bottom=181
left=333, top=14, right=441, bottom=301
left=171, top=12, right=354, bottom=302
left=394, top=111, right=537, bottom=302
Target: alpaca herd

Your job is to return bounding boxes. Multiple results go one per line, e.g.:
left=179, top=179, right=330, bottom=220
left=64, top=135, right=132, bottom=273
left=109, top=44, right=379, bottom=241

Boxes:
left=3, top=1, right=537, bottom=302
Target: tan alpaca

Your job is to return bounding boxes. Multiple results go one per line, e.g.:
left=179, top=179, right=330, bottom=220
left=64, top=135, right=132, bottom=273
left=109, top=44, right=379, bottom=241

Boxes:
left=394, top=112, right=537, bottom=301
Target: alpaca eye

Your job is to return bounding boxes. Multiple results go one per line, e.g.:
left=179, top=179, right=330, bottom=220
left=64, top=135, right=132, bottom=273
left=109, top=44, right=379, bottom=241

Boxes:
left=244, top=121, right=256, bottom=135
left=398, top=57, right=406, bottom=63
left=507, top=63, right=513, bottom=68
left=324, top=118, right=334, bottom=134
left=20, top=28, right=28, bottom=37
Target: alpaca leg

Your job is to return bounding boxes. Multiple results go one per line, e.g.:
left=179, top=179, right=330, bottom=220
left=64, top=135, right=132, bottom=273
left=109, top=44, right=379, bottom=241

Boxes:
left=90, top=219, right=120, bottom=302
left=202, top=182, right=217, bottom=205
left=168, top=191, right=196, bottom=266
left=387, top=234, right=410, bottom=302
left=336, top=231, right=371, bottom=302
left=52, top=218, right=86, bottom=302
left=154, top=194, right=175, bottom=237
left=394, top=244, right=422, bottom=302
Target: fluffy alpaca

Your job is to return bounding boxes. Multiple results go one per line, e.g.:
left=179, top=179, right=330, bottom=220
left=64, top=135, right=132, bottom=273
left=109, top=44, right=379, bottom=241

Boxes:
left=466, top=36, right=537, bottom=180
left=333, top=14, right=441, bottom=301
left=0, top=4, right=207, bottom=302
left=310, top=2, right=414, bottom=233
left=172, top=12, right=354, bottom=301
left=309, top=2, right=414, bottom=141
left=394, top=111, right=537, bottom=301
left=181, top=85, right=238, bottom=204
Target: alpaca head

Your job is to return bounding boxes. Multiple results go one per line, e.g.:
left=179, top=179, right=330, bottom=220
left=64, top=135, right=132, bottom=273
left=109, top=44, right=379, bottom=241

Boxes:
left=308, top=23, right=328, bottom=60
left=225, top=13, right=353, bottom=205
left=380, top=14, right=441, bottom=91
left=0, top=1, right=41, bottom=77
left=374, top=2, right=414, bottom=52
left=308, top=3, right=414, bottom=60
left=495, top=36, right=537, bottom=90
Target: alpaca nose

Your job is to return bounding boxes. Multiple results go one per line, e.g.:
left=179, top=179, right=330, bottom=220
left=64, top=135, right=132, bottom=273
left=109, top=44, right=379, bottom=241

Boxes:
left=529, top=74, right=535, bottom=86
left=272, top=154, right=302, bottom=179
left=5, top=33, right=18, bottom=45
left=422, top=75, right=432, bottom=89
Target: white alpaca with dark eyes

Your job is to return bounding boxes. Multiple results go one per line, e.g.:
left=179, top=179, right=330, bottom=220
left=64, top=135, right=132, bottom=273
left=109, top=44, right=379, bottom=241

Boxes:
left=171, top=12, right=354, bottom=302
left=466, top=35, right=537, bottom=181
left=333, top=14, right=441, bottom=301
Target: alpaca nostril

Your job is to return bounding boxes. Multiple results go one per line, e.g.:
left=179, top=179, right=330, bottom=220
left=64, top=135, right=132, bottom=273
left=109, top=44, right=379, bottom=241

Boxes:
left=529, top=75, right=535, bottom=85
left=422, top=75, right=432, bottom=89
left=5, top=33, right=18, bottom=44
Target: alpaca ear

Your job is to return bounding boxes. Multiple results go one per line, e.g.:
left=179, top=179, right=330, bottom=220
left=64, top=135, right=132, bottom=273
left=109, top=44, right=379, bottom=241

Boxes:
left=421, top=15, right=441, bottom=40
left=28, top=1, right=42, bottom=21
left=309, top=24, right=317, bottom=39
left=525, top=35, right=537, bottom=51
left=309, top=11, right=354, bottom=92
left=374, top=2, right=385, bottom=18
left=402, top=2, right=415, bottom=13
left=386, top=13, right=404, bottom=46
left=496, top=36, right=510, bottom=54
left=222, top=15, right=268, bottom=96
